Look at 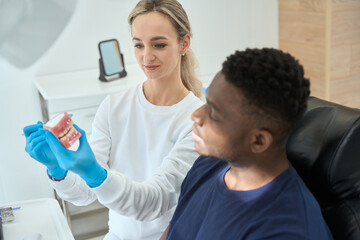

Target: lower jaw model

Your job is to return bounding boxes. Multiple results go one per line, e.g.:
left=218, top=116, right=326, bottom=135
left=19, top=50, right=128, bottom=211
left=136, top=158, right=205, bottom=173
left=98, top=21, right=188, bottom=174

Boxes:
left=43, top=112, right=81, bottom=149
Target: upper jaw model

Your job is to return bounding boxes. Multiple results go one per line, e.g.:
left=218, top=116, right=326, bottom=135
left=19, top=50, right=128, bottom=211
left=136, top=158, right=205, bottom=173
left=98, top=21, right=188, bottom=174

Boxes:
left=43, top=112, right=81, bottom=149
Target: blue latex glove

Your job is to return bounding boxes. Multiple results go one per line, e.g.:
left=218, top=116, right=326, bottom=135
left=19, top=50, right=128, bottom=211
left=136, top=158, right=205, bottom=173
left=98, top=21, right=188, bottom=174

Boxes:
left=44, top=124, right=107, bottom=188
left=23, top=121, right=68, bottom=179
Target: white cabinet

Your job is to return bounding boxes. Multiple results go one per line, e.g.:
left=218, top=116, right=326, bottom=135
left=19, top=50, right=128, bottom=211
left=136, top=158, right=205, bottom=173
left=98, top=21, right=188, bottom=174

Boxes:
left=34, top=64, right=145, bottom=239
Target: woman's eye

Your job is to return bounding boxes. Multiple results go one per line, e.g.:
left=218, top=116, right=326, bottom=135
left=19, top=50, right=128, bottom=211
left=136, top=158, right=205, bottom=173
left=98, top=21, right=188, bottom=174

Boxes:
left=154, top=43, right=166, bottom=49
left=134, top=44, right=143, bottom=49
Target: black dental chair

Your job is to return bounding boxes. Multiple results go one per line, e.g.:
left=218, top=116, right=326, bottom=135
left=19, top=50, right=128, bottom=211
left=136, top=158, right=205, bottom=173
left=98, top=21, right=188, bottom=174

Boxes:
left=286, top=96, right=360, bottom=240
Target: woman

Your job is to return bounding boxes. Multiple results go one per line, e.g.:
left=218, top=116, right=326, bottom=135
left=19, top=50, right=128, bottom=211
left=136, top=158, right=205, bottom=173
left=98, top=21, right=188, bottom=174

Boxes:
left=23, top=0, right=204, bottom=239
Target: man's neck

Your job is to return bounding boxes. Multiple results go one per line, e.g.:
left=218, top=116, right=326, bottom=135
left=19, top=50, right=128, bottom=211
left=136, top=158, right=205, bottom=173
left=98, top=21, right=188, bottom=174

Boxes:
left=223, top=152, right=290, bottom=191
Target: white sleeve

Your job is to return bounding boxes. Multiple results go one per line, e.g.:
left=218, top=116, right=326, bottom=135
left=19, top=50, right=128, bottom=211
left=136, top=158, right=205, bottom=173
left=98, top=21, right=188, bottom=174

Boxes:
left=49, top=172, right=97, bottom=206
left=48, top=96, right=112, bottom=206
left=91, top=130, right=199, bottom=221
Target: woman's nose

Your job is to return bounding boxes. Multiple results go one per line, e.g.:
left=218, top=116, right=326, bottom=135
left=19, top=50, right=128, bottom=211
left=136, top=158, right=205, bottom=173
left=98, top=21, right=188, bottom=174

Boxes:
left=143, top=47, right=155, bottom=63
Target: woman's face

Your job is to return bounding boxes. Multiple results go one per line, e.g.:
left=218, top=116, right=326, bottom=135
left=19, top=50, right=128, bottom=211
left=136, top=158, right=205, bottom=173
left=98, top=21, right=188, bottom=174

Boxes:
left=131, top=11, right=188, bottom=81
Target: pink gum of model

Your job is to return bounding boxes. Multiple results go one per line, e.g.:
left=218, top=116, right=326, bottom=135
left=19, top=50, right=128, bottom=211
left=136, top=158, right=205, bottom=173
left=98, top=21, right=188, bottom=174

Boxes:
left=43, top=112, right=81, bottom=149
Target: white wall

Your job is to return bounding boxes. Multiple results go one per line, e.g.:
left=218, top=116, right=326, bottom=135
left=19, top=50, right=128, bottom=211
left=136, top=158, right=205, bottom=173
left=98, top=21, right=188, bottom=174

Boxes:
left=35, top=0, right=278, bottom=78
left=0, top=59, right=54, bottom=203
left=0, top=0, right=277, bottom=204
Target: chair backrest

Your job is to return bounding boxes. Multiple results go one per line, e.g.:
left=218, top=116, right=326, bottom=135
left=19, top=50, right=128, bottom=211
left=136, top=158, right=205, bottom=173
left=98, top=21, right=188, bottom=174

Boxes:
left=286, top=96, right=360, bottom=240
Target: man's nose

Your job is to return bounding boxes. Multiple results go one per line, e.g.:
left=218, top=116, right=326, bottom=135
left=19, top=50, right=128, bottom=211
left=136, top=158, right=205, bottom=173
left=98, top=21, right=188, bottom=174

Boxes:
left=191, top=104, right=206, bottom=126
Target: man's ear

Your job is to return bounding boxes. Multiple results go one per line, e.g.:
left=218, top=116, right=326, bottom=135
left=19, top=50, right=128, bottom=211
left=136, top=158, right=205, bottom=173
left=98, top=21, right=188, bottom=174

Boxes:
left=181, top=34, right=190, bottom=55
left=249, top=129, right=273, bottom=153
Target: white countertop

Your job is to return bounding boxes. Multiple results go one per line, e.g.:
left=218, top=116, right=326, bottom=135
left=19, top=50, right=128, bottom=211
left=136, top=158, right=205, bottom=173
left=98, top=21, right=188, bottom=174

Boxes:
left=1, top=198, right=74, bottom=240
left=34, top=64, right=145, bottom=101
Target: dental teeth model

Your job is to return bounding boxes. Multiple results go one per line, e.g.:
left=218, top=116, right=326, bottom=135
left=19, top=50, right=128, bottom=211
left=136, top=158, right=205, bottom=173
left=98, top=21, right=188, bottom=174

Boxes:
left=43, top=112, right=81, bottom=149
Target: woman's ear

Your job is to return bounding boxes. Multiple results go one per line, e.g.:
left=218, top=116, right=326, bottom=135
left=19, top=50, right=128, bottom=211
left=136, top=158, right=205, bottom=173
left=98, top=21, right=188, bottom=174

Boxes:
left=181, top=34, right=191, bottom=55
left=250, top=129, right=273, bottom=154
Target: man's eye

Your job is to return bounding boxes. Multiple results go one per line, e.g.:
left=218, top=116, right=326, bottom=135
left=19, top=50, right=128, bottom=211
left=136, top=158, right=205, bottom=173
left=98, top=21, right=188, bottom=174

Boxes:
left=209, top=113, right=217, bottom=121
left=154, top=43, right=166, bottom=49
left=208, top=108, right=219, bottom=122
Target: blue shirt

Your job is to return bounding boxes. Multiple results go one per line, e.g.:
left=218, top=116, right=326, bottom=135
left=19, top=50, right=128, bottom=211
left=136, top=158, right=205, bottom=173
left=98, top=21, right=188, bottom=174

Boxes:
left=167, top=156, right=333, bottom=240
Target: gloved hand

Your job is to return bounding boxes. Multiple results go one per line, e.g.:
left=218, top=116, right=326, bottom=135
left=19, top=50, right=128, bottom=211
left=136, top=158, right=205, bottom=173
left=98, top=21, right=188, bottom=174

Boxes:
left=44, top=124, right=107, bottom=188
left=23, top=121, right=68, bottom=179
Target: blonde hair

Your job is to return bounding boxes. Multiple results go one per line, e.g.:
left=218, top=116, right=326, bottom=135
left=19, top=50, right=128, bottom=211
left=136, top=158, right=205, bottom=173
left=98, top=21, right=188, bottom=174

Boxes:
left=128, top=0, right=203, bottom=98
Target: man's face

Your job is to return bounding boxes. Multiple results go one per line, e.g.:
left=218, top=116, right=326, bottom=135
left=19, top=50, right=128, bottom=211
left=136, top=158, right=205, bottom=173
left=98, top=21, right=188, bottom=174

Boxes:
left=191, top=72, right=254, bottom=162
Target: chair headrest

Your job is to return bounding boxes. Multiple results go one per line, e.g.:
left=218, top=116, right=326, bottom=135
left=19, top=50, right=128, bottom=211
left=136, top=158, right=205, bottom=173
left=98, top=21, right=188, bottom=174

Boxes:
left=286, top=96, right=360, bottom=206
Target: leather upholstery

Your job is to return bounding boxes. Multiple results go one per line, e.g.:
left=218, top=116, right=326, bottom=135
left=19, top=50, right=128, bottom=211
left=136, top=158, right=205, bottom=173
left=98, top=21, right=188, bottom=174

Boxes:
left=286, top=96, right=360, bottom=240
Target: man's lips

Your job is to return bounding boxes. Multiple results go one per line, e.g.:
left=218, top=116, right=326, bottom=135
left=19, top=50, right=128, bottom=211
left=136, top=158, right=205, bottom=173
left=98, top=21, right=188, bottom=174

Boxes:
left=192, top=128, right=203, bottom=143
left=144, top=65, right=160, bottom=71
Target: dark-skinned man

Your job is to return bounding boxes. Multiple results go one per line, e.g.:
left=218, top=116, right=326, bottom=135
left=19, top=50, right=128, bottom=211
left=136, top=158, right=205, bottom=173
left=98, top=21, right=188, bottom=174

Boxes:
left=161, top=48, right=333, bottom=240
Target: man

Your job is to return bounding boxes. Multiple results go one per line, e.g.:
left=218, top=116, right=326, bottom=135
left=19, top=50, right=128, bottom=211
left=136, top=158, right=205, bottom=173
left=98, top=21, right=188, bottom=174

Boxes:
left=161, top=48, right=333, bottom=239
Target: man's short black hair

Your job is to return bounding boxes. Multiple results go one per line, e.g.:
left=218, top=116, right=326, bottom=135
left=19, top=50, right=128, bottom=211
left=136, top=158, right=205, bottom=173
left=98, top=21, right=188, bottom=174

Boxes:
left=221, top=48, right=310, bottom=125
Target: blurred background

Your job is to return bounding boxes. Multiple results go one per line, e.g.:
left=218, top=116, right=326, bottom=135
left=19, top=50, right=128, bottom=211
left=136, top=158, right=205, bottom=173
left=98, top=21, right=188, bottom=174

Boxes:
left=0, top=0, right=358, bottom=239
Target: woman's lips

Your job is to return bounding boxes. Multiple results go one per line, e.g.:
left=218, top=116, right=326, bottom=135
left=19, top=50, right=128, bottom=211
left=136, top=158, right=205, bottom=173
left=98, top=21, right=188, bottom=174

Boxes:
left=144, top=65, right=160, bottom=71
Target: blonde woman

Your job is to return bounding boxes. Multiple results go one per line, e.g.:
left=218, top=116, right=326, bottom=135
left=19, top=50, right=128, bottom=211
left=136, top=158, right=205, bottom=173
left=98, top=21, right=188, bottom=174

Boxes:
left=23, top=0, right=204, bottom=239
